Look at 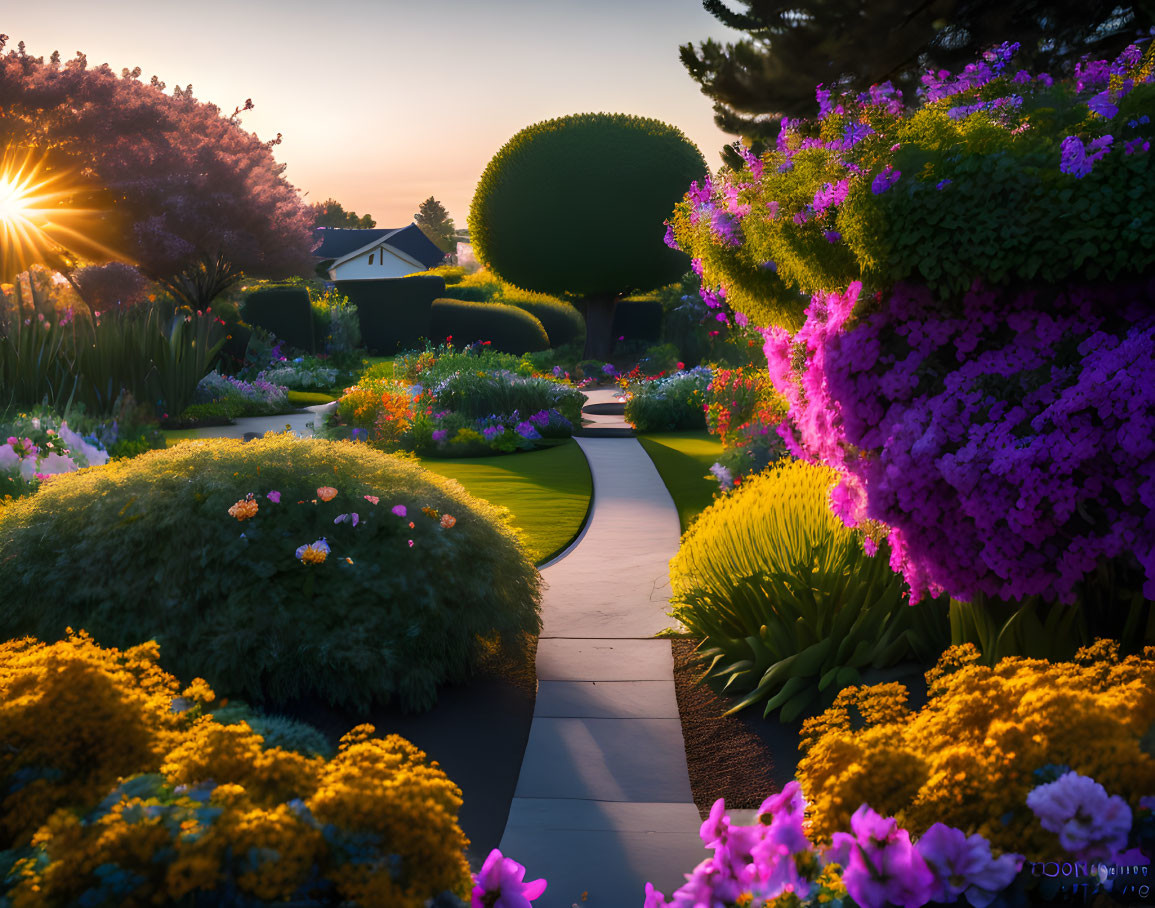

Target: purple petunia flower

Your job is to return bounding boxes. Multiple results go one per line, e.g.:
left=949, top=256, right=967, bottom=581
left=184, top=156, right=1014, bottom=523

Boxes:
left=813, top=179, right=849, bottom=215
left=824, top=230, right=842, bottom=243
left=391, top=504, right=407, bottom=517
left=936, top=179, right=952, bottom=190
left=483, top=425, right=504, bottom=440
left=1088, top=89, right=1119, bottom=119
left=515, top=421, right=540, bottom=440
left=431, top=429, right=448, bottom=442
left=871, top=166, right=901, bottom=194
left=662, top=223, right=679, bottom=250
left=916, top=823, right=1022, bottom=908
left=1027, top=771, right=1133, bottom=862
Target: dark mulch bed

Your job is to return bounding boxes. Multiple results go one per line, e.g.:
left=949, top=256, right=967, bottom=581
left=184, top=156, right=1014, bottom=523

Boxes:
left=281, top=638, right=537, bottom=869
left=671, top=638, right=934, bottom=820
left=671, top=638, right=802, bottom=818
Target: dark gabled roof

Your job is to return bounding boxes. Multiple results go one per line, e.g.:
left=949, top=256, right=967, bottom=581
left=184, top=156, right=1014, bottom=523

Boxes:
left=312, top=225, right=446, bottom=269
left=381, top=224, right=446, bottom=269
left=312, top=228, right=393, bottom=261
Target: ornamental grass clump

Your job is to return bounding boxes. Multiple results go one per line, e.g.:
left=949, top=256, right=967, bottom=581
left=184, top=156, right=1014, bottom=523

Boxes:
left=0, top=434, right=541, bottom=713
left=0, top=634, right=474, bottom=907
left=796, top=641, right=1155, bottom=859
left=669, top=459, right=948, bottom=720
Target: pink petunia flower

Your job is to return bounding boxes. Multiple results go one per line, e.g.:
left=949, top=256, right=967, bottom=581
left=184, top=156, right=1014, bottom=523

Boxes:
left=266, top=491, right=281, bottom=503
left=471, top=849, right=547, bottom=908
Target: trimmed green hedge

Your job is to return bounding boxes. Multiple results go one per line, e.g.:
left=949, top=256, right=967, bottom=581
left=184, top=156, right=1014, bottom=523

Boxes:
left=612, top=295, right=663, bottom=344
left=438, top=284, right=493, bottom=303
left=336, top=276, right=445, bottom=355
left=498, top=290, right=585, bottom=348
left=430, top=298, right=549, bottom=354
left=242, top=289, right=315, bottom=353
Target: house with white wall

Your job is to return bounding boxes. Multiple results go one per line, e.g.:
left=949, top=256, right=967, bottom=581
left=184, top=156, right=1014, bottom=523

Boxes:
left=314, top=225, right=446, bottom=281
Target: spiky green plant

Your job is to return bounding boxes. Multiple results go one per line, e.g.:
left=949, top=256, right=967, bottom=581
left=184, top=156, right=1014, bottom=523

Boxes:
left=669, top=459, right=949, bottom=721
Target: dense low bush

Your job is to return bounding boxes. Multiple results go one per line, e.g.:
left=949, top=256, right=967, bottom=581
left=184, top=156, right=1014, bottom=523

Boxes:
left=309, top=286, right=361, bottom=356
left=624, top=366, right=711, bottom=431
left=796, top=641, right=1155, bottom=859
left=0, top=435, right=541, bottom=713
left=193, top=370, right=290, bottom=418
left=257, top=356, right=340, bottom=391
left=0, top=633, right=473, bottom=906
left=430, top=298, right=549, bottom=354
left=430, top=369, right=583, bottom=424
left=0, top=409, right=110, bottom=499
left=669, top=459, right=948, bottom=720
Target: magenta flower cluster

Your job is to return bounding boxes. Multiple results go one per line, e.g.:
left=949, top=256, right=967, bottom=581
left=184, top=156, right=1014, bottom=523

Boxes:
left=763, top=278, right=1155, bottom=603
left=644, top=783, right=1023, bottom=908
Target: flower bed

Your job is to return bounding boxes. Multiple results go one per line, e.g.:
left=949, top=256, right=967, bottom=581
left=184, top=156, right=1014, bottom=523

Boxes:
left=0, top=434, right=541, bottom=713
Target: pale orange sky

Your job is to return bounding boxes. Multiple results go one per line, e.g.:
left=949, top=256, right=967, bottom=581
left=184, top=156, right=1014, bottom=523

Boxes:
left=4, top=1, right=745, bottom=228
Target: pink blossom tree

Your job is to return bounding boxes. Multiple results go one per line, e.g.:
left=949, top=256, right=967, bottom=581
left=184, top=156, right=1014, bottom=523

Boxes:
left=0, top=36, right=316, bottom=307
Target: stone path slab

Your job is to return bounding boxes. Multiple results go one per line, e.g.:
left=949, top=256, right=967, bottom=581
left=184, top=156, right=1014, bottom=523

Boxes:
left=535, top=638, right=674, bottom=682
left=184, top=402, right=335, bottom=440
left=534, top=681, right=679, bottom=720
left=514, top=718, right=693, bottom=802
left=501, top=430, right=701, bottom=906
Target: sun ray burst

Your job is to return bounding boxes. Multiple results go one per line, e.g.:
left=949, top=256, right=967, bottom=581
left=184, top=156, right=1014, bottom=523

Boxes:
left=0, top=149, right=123, bottom=282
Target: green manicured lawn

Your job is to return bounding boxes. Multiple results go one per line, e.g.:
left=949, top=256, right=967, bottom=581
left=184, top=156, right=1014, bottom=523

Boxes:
left=288, top=390, right=338, bottom=406
left=637, top=430, right=724, bottom=532
left=418, top=439, right=592, bottom=565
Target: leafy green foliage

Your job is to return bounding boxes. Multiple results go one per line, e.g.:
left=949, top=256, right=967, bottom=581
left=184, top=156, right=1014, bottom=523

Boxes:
left=469, top=113, right=706, bottom=298
left=669, top=459, right=949, bottom=721
left=0, top=435, right=542, bottom=713
left=309, top=287, right=361, bottom=356
left=430, top=298, right=549, bottom=354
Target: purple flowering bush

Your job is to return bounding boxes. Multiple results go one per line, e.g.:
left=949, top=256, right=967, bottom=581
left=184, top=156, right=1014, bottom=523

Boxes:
left=762, top=278, right=1155, bottom=608
left=666, top=41, right=1155, bottom=330
left=645, top=774, right=1152, bottom=908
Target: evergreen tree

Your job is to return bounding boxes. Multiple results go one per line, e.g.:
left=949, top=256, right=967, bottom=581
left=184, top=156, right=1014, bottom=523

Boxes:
left=681, top=0, right=1153, bottom=156
left=311, top=198, right=375, bottom=229
left=414, top=197, right=457, bottom=254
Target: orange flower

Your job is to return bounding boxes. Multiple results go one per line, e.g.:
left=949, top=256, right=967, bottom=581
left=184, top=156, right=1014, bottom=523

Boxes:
left=440, top=514, right=456, bottom=529
left=316, top=486, right=338, bottom=502
left=228, top=499, right=259, bottom=521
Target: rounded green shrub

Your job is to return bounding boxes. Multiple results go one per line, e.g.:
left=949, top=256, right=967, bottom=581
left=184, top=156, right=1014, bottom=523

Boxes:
left=469, top=113, right=706, bottom=298
left=497, top=289, right=586, bottom=347
left=0, top=435, right=542, bottom=713
left=430, top=298, right=549, bottom=353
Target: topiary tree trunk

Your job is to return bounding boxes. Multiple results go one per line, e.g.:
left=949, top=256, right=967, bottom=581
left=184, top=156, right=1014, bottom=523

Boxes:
left=582, top=293, right=621, bottom=360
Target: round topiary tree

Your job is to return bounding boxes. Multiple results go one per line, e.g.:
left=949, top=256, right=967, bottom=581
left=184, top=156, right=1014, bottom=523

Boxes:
left=469, top=113, right=707, bottom=359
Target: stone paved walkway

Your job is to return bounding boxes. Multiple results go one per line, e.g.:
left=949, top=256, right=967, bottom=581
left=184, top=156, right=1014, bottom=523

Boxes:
left=499, top=430, right=706, bottom=907
left=182, top=402, right=335, bottom=439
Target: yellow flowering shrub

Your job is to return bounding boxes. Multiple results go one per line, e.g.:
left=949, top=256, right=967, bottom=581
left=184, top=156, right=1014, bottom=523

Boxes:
left=797, top=642, right=1155, bottom=858
left=2, top=635, right=474, bottom=906
left=0, top=631, right=199, bottom=849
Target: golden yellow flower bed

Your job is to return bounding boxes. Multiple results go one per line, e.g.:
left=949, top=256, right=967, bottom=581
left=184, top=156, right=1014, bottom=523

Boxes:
left=797, top=641, right=1155, bottom=860
left=1, top=632, right=471, bottom=906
